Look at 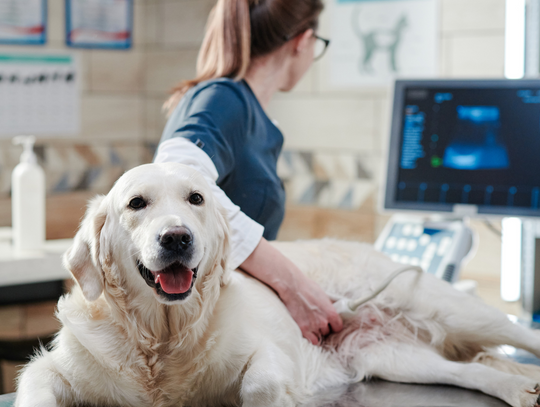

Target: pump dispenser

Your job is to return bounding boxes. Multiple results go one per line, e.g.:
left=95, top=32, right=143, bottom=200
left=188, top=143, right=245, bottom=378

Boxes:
left=11, top=135, right=46, bottom=253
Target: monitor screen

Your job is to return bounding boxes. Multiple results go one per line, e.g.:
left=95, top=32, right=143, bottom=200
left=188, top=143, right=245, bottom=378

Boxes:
left=384, top=79, right=540, bottom=217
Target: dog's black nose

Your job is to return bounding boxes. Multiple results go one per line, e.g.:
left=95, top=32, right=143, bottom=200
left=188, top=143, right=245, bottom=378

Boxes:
left=159, top=226, right=193, bottom=252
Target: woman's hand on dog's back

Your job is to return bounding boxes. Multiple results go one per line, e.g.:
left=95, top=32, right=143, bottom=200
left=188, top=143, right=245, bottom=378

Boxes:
left=240, top=238, right=343, bottom=345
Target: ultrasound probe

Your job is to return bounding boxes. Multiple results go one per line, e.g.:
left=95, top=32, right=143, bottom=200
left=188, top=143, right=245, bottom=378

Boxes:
left=332, top=265, right=423, bottom=319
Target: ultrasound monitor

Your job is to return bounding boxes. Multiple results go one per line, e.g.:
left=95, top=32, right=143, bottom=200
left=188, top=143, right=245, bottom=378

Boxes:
left=384, top=79, right=540, bottom=217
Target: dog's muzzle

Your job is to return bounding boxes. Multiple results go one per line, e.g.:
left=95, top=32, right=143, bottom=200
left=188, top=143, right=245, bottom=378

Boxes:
left=137, top=226, right=199, bottom=301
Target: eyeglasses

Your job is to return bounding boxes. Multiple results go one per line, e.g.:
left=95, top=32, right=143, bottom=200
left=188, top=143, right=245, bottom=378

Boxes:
left=313, top=34, right=330, bottom=61
left=283, top=31, right=330, bottom=61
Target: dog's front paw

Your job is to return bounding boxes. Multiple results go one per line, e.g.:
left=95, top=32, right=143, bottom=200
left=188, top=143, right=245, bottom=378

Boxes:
left=520, top=383, right=540, bottom=407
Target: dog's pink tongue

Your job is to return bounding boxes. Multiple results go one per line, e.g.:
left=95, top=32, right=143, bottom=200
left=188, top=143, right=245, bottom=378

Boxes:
left=154, top=265, right=193, bottom=294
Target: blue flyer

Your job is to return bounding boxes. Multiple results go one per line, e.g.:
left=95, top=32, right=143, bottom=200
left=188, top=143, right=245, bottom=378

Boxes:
left=66, top=0, right=132, bottom=49
left=0, top=0, right=47, bottom=45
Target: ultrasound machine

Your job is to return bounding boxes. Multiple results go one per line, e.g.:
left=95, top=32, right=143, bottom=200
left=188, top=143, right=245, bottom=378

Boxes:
left=377, top=79, right=540, bottom=319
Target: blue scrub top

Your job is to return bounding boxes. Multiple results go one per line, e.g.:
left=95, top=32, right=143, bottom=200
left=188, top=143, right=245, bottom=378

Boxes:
left=158, top=78, right=286, bottom=240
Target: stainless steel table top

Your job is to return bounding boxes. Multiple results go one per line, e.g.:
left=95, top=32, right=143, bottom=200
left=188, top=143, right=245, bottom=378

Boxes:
left=303, top=347, right=540, bottom=407
left=305, top=380, right=508, bottom=407
left=0, top=383, right=511, bottom=407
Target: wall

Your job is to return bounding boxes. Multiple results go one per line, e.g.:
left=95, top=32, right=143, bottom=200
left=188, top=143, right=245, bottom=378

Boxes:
left=0, top=0, right=214, bottom=236
left=0, top=0, right=215, bottom=202
left=0, top=0, right=215, bottom=143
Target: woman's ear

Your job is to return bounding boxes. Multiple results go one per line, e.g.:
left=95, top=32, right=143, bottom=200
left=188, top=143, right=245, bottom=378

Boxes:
left=63, top=195, right=108, bottom=301
left=293, top=28, right=314, bottom=54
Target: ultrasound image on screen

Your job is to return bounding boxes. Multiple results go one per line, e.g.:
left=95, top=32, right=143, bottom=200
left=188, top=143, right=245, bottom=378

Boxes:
left=396, top=87, right=540, bottom=209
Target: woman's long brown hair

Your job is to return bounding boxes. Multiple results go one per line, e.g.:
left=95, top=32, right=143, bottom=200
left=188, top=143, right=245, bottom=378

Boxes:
left=164, top=0, right=323, bottom=116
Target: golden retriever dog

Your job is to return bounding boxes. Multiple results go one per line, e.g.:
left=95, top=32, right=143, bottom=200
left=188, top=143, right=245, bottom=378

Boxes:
left=14, top=163, right=540, bottom=407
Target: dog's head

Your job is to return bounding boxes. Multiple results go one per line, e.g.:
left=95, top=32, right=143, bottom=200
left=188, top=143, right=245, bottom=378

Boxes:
left=63, top=163, right=230, bottom=305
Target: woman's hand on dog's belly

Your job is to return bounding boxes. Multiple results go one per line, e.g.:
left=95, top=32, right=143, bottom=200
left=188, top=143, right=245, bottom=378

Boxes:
left=240, top=238, right=343, bottom=345
left=279, top=269, right=343, bottom=345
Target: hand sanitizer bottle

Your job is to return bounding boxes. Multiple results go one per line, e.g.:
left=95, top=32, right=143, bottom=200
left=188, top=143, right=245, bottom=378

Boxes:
left=11, top=135, right=46, bottom=253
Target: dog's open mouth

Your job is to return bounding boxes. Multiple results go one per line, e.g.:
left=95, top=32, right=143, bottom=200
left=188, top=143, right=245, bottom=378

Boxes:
left=137, top=260, right=198, bottom=300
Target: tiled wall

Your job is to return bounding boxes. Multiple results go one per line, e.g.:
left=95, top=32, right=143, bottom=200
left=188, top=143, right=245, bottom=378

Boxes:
left=0, top=0, right=215, bottom=197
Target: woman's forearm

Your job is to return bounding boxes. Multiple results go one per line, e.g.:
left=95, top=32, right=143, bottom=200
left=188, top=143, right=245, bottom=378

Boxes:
left=239, top=237, right=298, bottom=299
left=240, top=237, right=343, bottom=345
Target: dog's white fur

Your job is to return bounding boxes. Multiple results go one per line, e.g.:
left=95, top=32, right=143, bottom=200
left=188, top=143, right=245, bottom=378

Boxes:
left=15, top=163, right=540, bottom=407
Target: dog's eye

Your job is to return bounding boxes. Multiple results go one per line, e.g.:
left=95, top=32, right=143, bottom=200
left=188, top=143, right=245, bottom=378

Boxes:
left=189, top=193, right=204, bottom=206
left=129, top=197, right=147, bottom=210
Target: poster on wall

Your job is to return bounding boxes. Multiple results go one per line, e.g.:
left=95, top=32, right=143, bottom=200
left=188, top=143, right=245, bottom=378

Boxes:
left=0, top=53, right=80, bottom=136
left=331, top=0, right=439, bottom=87
left=66, top=0, right=133, bottom=49
left=0, top=0, right=47, bottom=45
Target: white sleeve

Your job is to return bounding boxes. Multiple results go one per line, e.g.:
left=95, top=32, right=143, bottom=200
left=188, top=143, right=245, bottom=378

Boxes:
left=154, top=137, right=264, bottom=270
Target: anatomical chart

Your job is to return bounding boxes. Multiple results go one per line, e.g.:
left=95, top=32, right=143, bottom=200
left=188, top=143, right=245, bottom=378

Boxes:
left=331, top=0, right=439, bottom=87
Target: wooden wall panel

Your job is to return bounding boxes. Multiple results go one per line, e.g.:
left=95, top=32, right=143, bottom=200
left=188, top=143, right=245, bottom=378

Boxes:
left=0, top=191, right=95, bottom=240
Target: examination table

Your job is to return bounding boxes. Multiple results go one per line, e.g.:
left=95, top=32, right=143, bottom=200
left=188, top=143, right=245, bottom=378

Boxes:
left=0, top=380, right=515, bottom=406
left=0, top=346, right=535, bottom=407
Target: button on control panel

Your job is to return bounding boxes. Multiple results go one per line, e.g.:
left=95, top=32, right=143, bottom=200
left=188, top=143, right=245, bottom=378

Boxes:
left=378, top=222, right=456, bottom=276
left=375, top=216, right=473, bottom=283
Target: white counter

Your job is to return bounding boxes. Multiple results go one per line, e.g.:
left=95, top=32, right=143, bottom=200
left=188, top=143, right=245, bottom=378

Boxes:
left=0, top=228, right=72, bottom=287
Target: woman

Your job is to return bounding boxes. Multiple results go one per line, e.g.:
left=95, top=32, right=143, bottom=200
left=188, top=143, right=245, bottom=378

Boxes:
left=154, top=0, right=342, bottom=345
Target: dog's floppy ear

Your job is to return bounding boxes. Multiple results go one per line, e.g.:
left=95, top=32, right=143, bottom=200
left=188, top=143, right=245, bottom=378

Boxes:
left=63, top=195, right=108, bottom=301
